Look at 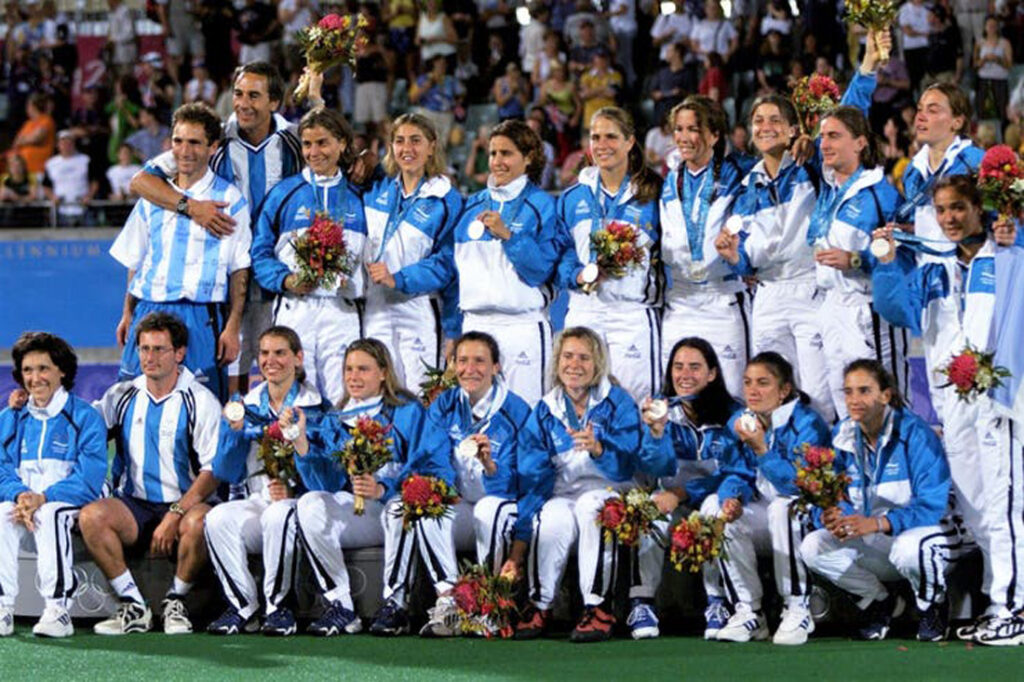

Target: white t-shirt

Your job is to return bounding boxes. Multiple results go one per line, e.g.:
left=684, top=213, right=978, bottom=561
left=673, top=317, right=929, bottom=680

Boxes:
left=609, top=0, right=637, bottom=35
left=899, top=2, right=931, bottom=51
left=45, top=154, right=90, bottom=216
left=184, top=78, right=218, bottom=104
left=279, top=0, right=317, bottom=45
left=692, top=18, right=737, bottom=57
left=644, top=126, right=674, bottom=170
left=107, top=163, right=142, bottom=198
left=760, top=15, right=791, bottom=36
left=651, top=12, right=692, bottom=62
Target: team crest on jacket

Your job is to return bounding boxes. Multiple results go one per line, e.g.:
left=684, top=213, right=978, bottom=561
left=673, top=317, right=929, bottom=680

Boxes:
left=51, top=437, right=69, bottom=455
left=295, top=206, right=311, bottom=222
left=575, top=200, right=589, bottom=216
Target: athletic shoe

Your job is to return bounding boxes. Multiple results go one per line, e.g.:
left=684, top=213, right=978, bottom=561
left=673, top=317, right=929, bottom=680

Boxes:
left=569, top=605, right=616, bottom=643
left=626, top=599, right=660, bottom=640
left=956, top=613, right=996, bottom=641
left=916, top=600, right=949, bottom=642
left=975, top=614, right=1024, bottom=647
left=369, top=599, right=410, bottom=636
left=858, top=594, right=904, bottom=641
left=32, top=604, right=73, bottom=638
left=772, top=604, right=815, bottom=646
left=419, top=595, right=460, bottom=637
left=206, top=607, right=259, bottom=636
left=94, top=599, right=153, bottom=635
left=514, top=605, right=550, bottom=640
left=309, top=601, right=363, bottom=637
left=703, top=597, right=731, bottom=640
left=161, top=595, right=193, bottom=635
left=0, top=605, right=14, bottom=637
left=715, top=603, right=769, bottom=642
left=262, top=607, right=298, bottom=637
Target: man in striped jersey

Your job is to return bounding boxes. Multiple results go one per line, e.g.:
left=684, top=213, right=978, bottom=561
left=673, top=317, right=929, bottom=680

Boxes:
left=112, top=103, right=252, bottom=403
left=129, top=63, right=303, bottom=397
left=80, top=313, right=223, bottom=635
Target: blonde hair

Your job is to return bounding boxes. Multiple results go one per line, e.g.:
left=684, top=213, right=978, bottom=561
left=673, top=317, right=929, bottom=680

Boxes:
left=551, top=326, right=613, bottom=391
left=383, top=113, right=447, bottom=179
left=339, top=338, right=416, bottom=408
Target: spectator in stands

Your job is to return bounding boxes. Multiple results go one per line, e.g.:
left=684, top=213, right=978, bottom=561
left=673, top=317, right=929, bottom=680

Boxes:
left=494, top=61, right=529, bottom=121
left=539, top=60, right=580, bottom=164
left=756, top=31, right=790, bottom=94
left=568, top=18, right=602, bottom=78
left=644, top=117, right=674, bottom=176
left=699, top=52, right=728, bottom=103
left=278, top=0, right=315, bottom=76
left=7, top=0, right=56, bottom=55
left=69, top=85, right=110, bottom=179
left=35, top=52, right=70, bottom=131
left=139, top=52, right=177, bottom=126
left=463, top=123, right=492, bottom=192
left=107, top=143, right=142, bottom=201
left=607, top=0, right=638, bottom=89
left=926, top=2, right=964, bottom=87
left=477, top=0, right=516, bottom=59
left=125, top=108, right=171, bottom=163
left=235, top=0, right=282, bottom=67
left=409, top=55, right=465, bottom=149
left=650, top=42, right=695, bottom=131
left=10, top=93, right=56, bottom=178
left=531, top=29, right=566, bottom=90
left=43, top=130, right=97, bottom=227
left=975, top=15, right=1014, bottom=124
left=158, top=0, right=205, bottom=84
left=651, top=0, right=694, bottom=64
left=871, top=47, right=913, bottom=131
left=579, top=47, right=622, bottom=133
left=899, top=0, right=933, bottom=94
left=416, top=0, right=457, bottom=69
left=692, top=0, right=738, bottom=66
left=184, top=59, right=218, bottom=108
left=526, top=106, right=557, bottom=189
left=354, top=31, right=394, bottom=137
left=520, top=3, right=549, bottom=77
left=383, top=0, right=418, bottom=79
left=194, top=0, right=235, bottom=85
left=106, top=75, right=141, bottom=165
left=106, top=0, right=137, bottom=76
left=760, top=0, right=793, bottom=36
left=728, top=122, right=753, bottom=163
left=0, top=154, right=41, bottom=204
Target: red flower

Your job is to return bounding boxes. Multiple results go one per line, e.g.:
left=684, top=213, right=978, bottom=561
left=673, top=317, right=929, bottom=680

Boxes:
left=980, top=145, right=1019, bottom=175
left=808, top=74, right=840, bottom=100
left=267, top=421, right=285, bottom=441
left=597, top=497, right=626, bottom=529
left=947, top=353, right=979, bottom=391
left=402, top=474, right=435, bottom=507
left=452, top=580, right=480, bottom=614
left=318, top=13, right=346, bottom=30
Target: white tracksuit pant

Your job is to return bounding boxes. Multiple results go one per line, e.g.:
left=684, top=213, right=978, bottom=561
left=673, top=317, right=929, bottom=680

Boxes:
left=0, top=501, right=79, bottom=608
left=801, top=521, right=972, bottom=611
left=462, top=312, right=551, bottom=406
left=563, top=305, right=662, bottom=403
left=274, top=295, right=361, bottom=405
left=977, top=414, right=1024, bottom=615
left=820, top=291, right=908, bottom=419
left=228, top=297, right=273, bottom=377
left=203, top=496, right=298, bottom=618
left=751, top=281, right=834, bottom=421
left=296, top=491, right=385, bottom=611
left=364, top=297, right=442, bottom=392
left=696, top=493, right=813, bottom=611
left=661, top=292, right=751, bottom=401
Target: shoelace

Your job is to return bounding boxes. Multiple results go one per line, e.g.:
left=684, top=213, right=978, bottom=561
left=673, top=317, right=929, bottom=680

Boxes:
left=626, top=605, right=653, bottom=626
left=164, top=600, right=187, bottom=620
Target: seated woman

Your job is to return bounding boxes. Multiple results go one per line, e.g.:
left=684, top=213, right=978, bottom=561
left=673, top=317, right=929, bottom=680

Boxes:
left=800, top=359, right=967, bottom=642
left=503, top=326, right=641, bottom=643
left=637, top=337, right=753, bottom=641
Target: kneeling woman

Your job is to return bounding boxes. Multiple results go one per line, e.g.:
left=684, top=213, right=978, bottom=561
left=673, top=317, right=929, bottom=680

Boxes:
left=715, top=352, right=831, bottom=645
left=503, top=327, right=641, bottom=643
left=205, top=326, right=331, bottom=636
left=800, top=360, right=965, bottom=642
left=637, top=337, right=753, bottom=641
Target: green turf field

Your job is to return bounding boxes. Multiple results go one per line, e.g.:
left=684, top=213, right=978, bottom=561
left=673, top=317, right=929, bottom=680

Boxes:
left=0, top=627, right=1019, bottom=681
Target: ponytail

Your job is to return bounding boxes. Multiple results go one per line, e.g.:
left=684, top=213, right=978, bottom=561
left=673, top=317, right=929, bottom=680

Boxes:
left=591, top=107, right=663, bottom=204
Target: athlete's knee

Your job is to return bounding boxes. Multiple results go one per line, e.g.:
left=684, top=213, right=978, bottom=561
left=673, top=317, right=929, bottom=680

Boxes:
left=296, top=491, right=332, bottom=533
left=799, top=529, right=834, bottom=570
left=888, top=532, right=921, bottom=574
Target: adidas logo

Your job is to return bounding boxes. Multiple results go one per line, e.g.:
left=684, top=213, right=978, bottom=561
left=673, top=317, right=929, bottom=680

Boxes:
left=625, top=344, right=642, bottom=359
left=719, top=345, right=737, bottom=360
left=516, top=352, right=531, bottom=367
left=810, top=333, right=823, bottom=349
left=410, top=338, right=426, bottom=353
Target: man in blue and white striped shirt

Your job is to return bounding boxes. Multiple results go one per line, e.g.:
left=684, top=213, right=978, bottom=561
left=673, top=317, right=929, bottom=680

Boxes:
left=80, top=312, right=223, bottom=636
left=112, top=103, right=252, bottom=403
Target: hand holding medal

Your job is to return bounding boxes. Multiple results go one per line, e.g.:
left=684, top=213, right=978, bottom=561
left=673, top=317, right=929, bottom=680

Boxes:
left=869, top=224, right=898, bottom=263
left=475, top=210, right=512, bottom=241
left=458, top=433, right=496, bottom=475
left=641, top=397, right=669, bottom=438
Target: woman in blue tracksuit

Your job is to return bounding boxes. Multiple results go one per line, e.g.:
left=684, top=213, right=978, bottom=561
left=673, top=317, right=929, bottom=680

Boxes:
left=250, top=107, right=368, bottom=405
left=871, top=175, right=1021, bottom=642
left=659, top=95, right=751, bottom=399
left=415, top=330, right=533, bottom=637
left=0, top=332, right=107, bottom=638
left=708, top=351, right=832, bottom=645
left=203, top=326, right=333, bottom=637
left=362, top=113, right=464, bottom=389
left=284, top=338, right=434, bottom=637
left=800, top=360, right=964, bottom=642
left=502, top=327, right=641, bottom=643
left=637, top=337, right=753, bottom=641
left=445, top=119, right=562, bottom=406
left=556, top=106, right=665, bottom=402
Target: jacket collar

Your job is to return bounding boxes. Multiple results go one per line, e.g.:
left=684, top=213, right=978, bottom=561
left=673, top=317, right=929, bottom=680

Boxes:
left=27, top=386, right=69, bottom=420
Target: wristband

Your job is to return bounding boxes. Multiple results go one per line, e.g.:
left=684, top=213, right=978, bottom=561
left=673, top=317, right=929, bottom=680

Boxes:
left=875, top=516, right=884, bottom=533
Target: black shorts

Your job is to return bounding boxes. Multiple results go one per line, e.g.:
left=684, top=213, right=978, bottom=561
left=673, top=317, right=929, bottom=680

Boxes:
left=115, top=491, right=172, bottom=555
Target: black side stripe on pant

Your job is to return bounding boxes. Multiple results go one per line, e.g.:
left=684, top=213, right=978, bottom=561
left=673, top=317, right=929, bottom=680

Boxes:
left=296, top=520, right=336, bottom=592
left=871, top=310, right=884, bottom=367
left=269, top=506, right=296, bottom=605
left=630, top=545, right=641, bottom=589
left=388, top=523, right=412, bottom=591
left=430, top=298, right=443, bottom=367
left=917, top=527, right=959, bottom=602
left=719, top=556, right=740, bottom=605
left=538, top=322, right=548, bottom=395
left=52, top=506, right=79, bottom=599
left=204, top=526, right=249, bottom=610
left=736, top=292, right=752, bottom=364
left=593, top=527, right=607, bottom=600
left=1008, top=420, right=1021, bottom=609
left=530, top=511, right=543, bottom=602
left=417, top=519, right=452, bottom=583
left=486, top=501, right=517, bottom=571
left=786, top=501, right=803, bottom=597
left=605, top=536, right=618, bottom=602
left=646, top=308, right=658, bottom=397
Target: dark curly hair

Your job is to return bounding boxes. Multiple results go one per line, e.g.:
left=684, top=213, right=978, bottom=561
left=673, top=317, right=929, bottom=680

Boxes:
left=11, top=332, right=78, bottom=391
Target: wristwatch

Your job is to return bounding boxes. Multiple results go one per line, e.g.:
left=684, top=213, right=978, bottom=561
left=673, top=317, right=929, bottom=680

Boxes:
left=175, top=195, right=190, bottom=216
left=169, top=502, right=185, bottom=516
left=848, top=251, right=862, bottom=270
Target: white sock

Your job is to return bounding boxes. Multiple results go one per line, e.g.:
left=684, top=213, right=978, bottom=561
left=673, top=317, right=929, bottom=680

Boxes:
left=44, top=598, right=68, bottom=611
left=169, top=576, right=192, bottom=597
left=110, top=570, right=145, bottom=604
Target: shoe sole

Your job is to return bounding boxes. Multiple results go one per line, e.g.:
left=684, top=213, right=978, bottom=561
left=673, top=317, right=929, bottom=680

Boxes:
left=95, top=625, right=151, bottom=636
left=976, top=634, right=1024, bottom=647
left=631, top=626, right=660, bottom=640
left=264, top=625, right=298, bottom=637
left=33, top=629, right=74, bottom=638
left=369, top=625, right=409, bottom=636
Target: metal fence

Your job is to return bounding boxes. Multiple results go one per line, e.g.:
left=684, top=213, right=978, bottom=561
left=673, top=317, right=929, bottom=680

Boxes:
left=0, top=200, right=135, bottom=229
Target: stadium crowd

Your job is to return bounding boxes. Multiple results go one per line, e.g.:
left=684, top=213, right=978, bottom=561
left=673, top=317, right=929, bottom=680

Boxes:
left=3, top=0, right=1024, bottom=656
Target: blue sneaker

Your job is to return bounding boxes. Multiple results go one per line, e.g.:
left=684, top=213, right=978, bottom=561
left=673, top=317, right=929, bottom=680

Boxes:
left=262, top=607, right=298, bottom=637
left=369, top=599, right=410, bottom=636
left=916, top=600, right=949, bottom=642
left=704, top=597, right=731, bottom=640
left=858, top=594, right=905, bottom=641
left=308, top=602, right=362, bottom=637
left=207, top=607, right=258, bottom=635
left=627, top=599, right=660, bottom=640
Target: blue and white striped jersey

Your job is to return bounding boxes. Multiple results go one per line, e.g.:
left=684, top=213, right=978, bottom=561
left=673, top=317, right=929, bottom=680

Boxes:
left=96, top=367, right=222, bottom=504
left=110, top=169, right=252, bottom=303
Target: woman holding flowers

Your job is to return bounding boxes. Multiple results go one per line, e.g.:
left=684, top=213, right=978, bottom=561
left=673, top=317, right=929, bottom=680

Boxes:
left=555, top=107, right=665, bottom=403
left=637, top=337, right=753, bottom=641
left=871, top=174, right=1020, bottom=643
left=204, top=326, right=332, bottom=637
left=284, top=339, right=437, bottom=637
left=801, top=360, right=964, bottom=642
left=711, top=352, right=831, bottom=645
left=503, top=327, right=641, bottom=643
left=251, top=107, right=367, bottom=405
left=361, top=113, right=464, bottom=390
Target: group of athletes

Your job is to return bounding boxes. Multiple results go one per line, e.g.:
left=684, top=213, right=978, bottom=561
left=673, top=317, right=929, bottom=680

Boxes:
left=3, top=26, right=1024, bottom=648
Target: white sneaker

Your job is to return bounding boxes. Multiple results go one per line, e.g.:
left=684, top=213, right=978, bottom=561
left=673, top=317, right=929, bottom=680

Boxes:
left=975, top=614, right=1024, bottom=647
left=772, top=604, right=815, bottom=645
left=715, top=604, right=769, bottom=643
left=418, top=595, right=460, bottom=637
left=161, top=596, right=193, bottom=635
left=94, top=599, right=153, bottom=635
left=0, top=605, right=13, bottom=637
left=32, top=604, right=73, bottom=638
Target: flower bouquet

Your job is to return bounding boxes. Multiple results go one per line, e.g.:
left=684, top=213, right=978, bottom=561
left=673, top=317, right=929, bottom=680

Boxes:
left=418, top=359, right=457, bottom=407
left=397, top=474, right=457, bottom=530
left=978, top=145, right=1024, bottom=220
left=294, top=13, right=371, bottom=101
left=335, top=416, right=392, bottom=514
left=791, top=74, right=841, bottom=135
left=793, top=444, right=851, bottom=514
left=668, top=511, right=726, bottom=573
left=291, top=212, right=355, bottom=290
left=843, top=0, right=899, bottom=62
left=583, top=220, right=646, bottom=293
left=255, top=421, right=298, bottom=485
left=940, top=344, right=1012, bottom=403
left=596, top=487, right=665, bottom=547
left=449, top=563, right=518, bottom=638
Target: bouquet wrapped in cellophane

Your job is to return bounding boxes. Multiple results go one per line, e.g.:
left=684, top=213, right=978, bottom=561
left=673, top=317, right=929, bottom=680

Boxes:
left=294, top=13, right=370, bottom=101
